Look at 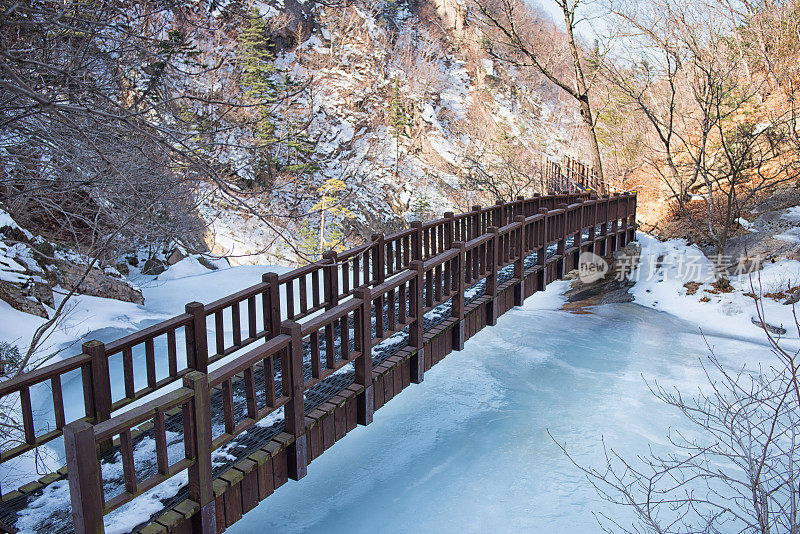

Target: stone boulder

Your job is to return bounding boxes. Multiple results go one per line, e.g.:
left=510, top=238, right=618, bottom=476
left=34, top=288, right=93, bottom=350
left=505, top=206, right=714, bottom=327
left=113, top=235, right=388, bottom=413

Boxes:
left=166, top=248, right=186, bottom=265
left=142, top=258, right=166, bottom=276
left=563, top=242, right=642, bottom=310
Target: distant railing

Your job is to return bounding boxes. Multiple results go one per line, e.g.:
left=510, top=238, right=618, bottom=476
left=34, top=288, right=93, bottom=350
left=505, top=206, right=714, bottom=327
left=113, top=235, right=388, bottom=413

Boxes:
left=0, top=191, right=638, bottom=534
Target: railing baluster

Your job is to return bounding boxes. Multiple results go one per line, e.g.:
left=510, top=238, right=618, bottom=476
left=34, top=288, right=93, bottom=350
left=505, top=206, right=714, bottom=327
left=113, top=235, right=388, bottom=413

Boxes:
left=411, top=221, right=422, bottom=261
left=244, top=367, right=257, bottom=420
left=340, top=314, right=350, bottom=361
left=487, top=226, right=500, bottom=326
left=145, top=338, right=156, bottom=388
left=263, top=272, right=281, bottom=338
left=20, top=386, right=34, bottom=444
left=325, top=323, right=335, bottom=370
left=123, top=347, right=134, bottom=399
left=167, top=329, right=177, bottom=377
left=51, top=376, right=65, bottom=430
left=232, top=302, right=242, bottom=347
left=120, top=429, right=137, bottom=494
left=222, top=379, right=234, bottom=434
left=154, top=409, right=168, bottom=475
left=388, top=288, right=397, bottom=332
left=399, top=282, right=407, bottom=325
left=452, top=241, right=465, bottom=351
left=311, top=330, right=321, bottom=378
left=248, top=295, right=257, bottom=339
left=214, top=311, right=224, bottom=356
left=264, top=354, right=276, bottom=408
left=514, top=215, right=525, bottom=306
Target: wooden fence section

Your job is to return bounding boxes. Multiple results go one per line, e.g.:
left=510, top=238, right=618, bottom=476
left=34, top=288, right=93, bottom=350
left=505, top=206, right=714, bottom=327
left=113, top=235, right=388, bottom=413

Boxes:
left=0, top=191, right=637, bottom=534
left=545, top=155, right=610, bottom=195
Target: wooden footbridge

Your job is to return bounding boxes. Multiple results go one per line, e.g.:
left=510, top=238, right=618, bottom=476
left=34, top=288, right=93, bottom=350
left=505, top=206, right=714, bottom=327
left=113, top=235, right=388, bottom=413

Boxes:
left=0, top=192, right=636, bottom=534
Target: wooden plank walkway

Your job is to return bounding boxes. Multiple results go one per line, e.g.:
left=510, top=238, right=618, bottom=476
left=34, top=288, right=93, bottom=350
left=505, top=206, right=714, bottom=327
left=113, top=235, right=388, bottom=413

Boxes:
left=0, top=193, right=636, bottom=534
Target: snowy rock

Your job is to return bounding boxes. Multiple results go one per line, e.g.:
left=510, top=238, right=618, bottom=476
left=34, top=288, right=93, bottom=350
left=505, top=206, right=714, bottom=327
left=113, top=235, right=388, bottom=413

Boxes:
left=0, top=279, right=51, bottom=318
left=166, top=248, right=186, bottom=265
left=142, top=258, right=166, bottom=276
left=563, top=243, right=642, bottom=309
left=56, top=263, right=144, bottom=305
left=751, top=316, right=787, bottom=335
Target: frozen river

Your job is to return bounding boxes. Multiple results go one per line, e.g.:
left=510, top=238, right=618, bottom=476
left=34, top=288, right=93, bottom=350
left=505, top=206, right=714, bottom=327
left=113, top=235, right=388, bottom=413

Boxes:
left=224, top=290, right=770, bottom=534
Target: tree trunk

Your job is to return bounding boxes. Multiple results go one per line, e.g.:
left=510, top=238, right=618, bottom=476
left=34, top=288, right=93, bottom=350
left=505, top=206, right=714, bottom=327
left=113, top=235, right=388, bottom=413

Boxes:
left=579, top=95, right=604, bottom=184
left=563, top=4, right=604, bottom=184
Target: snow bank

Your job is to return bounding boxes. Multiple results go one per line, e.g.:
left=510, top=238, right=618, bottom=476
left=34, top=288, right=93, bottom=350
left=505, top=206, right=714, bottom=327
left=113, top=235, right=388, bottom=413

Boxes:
left=631, top=232, right=800, bottom=345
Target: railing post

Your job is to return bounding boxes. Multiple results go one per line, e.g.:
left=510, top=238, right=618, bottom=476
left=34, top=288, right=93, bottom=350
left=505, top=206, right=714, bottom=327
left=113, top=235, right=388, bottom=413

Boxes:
left=411, top=221, right=423, bottom=261
left=575, top=203, right=584, bottom=256
left=486, top=226, right=499, bottom=326
left=538, top=208, right=549, bottom=288
left=557, top=204, right=568, bottom=278
left=371, top=233, right=385, bottom=285
left=263, top=272, right=282, bottom=339
left=444, top=212, right=454, bottom=249
left=515, top=195, right=525, bottom=218
left=611, top=193, right=621, bottom=252
left=65, top=420, right=103, bottom=534
left=409, top=260, right=425, bottom=383
left=183, top=371, right=216, bottom=534
left=470, top=205, right=481, bottom=240
left=323, top=250, right=339, bottom=310
left=628, top=193, right=637, bottom=243
left=82, top=340, right=112, bottom=452
left=451, top=241, right=466, bottom=351
left=352, top=287, right=374, bottom=426
left=185, top=302, right=208, bottom=373
left=513, top=215, right=525, bottom=306
left=588, top=200, right=597, bottom=255
left=495, top=200, right=505, bottom=227
left=280, top=320, right=307, bottom=480
left=600, top=195, right=610, bottom=257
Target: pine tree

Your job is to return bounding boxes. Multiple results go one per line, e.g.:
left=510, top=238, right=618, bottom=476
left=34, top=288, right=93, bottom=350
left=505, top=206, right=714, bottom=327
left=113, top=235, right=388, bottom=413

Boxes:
left=240, top=8, right=281, bottom=185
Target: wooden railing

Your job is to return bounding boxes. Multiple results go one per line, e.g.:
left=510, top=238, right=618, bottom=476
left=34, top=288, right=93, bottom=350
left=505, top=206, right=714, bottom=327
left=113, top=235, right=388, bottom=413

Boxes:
left=0, top=191, right=637, bottom=534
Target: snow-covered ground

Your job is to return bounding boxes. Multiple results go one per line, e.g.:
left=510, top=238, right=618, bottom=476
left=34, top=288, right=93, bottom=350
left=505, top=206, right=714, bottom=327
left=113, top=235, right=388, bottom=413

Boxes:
left=631, top=232, right=800, bottom=346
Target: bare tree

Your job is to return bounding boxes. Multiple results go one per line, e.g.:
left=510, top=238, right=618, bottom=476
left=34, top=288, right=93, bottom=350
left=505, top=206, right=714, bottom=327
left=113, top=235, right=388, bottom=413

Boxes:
left=601, top=0, right=800, bottom=279
left=475, top=0, right=607, bottom=183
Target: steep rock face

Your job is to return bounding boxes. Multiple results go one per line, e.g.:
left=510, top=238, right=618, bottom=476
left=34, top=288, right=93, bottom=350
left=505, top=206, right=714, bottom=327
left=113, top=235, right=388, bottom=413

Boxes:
left=199, top=0, right=582, bottom=265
